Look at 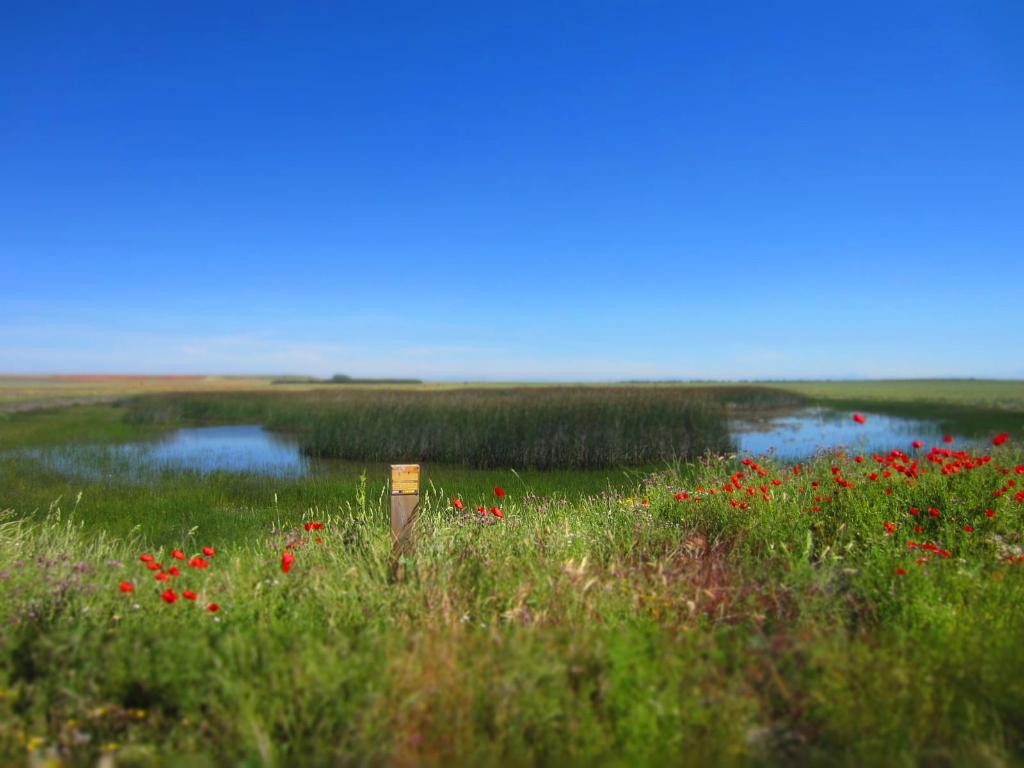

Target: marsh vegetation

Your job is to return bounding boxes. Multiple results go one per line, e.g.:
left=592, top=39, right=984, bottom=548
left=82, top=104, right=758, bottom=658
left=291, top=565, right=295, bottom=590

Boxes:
left=1, top=381, right=1023, bottom=765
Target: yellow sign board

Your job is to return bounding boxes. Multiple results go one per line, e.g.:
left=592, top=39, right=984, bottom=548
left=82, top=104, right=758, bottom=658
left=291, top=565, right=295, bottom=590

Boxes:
left=390, top=464, right=420, bottom=495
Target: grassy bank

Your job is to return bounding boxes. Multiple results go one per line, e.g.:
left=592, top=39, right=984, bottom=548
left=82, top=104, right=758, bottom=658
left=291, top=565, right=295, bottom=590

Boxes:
left=0, top=452, right=658, bottom=543
left=121, top=386, right=803, bottom=469
left=2, top=439, right=1023, bottom=765
left=0, top=405, right=166, bottom=450
left=768, top=379, right=1024, bottom=409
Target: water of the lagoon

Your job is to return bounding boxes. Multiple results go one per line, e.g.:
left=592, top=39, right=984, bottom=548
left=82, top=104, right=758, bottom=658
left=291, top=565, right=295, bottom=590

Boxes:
left=9, top=411, right=973, bottom=479
left=14, top=425, right=308, bottom=480
left=733, top=407, right=953, bottom=459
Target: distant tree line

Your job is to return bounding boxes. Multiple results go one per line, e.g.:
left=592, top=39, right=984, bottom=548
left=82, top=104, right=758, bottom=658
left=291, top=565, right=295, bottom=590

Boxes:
left=272, top=374, right=423, bottom=385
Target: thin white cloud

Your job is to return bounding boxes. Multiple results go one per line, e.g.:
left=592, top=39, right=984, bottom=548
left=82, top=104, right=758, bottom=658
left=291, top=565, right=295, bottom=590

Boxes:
left=0, top=321, right=1021, bottom=380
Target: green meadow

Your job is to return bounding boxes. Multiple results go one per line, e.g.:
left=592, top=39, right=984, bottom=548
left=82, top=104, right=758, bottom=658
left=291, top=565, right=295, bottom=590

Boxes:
left=1, top=382, right=1023, bottom=765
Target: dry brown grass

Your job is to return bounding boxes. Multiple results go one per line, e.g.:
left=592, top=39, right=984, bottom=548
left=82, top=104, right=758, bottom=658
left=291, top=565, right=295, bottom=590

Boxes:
left=0, top=375, right=280, bottom=411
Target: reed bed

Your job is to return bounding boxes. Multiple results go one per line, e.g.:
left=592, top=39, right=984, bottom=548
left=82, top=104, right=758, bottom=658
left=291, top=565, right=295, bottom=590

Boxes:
left=123, top=385, right=803, bottom=468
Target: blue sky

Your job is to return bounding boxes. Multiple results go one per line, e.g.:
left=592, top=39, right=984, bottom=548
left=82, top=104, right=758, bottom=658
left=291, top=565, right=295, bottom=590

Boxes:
left=2, top=1, right=1022, bottom=380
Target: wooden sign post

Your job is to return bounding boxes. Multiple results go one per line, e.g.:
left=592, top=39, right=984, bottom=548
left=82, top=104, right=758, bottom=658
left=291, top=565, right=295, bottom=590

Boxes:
left=390, top=464, right=420, bottom=572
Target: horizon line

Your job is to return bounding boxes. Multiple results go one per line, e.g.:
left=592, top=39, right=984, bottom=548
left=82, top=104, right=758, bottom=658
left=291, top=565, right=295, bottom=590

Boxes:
left=2, top=373, right=1022, bottom=384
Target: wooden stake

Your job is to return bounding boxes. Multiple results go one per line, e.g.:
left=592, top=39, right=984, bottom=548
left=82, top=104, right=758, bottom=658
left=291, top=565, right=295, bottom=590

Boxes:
left=390, top=464, right=420, bottom=569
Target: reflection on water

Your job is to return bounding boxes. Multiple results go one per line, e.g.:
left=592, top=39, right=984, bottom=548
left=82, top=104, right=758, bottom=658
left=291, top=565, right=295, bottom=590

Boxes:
left=141, top=425, right=306, bottom=474
left=733, top=407, right=961, bottom=459
left=16, top=425, right=308, bottom=480
left=8, top=410, right=970, bottom=479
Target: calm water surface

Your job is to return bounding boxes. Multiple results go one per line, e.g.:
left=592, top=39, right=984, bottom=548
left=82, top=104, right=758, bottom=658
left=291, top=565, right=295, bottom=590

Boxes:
left=16, top=425, right=307, bottom=479
left=733, top=407, right=960, bottom=459
left=12, top=411, right=973, bottom=478
left=140, top=425, right=307, bottom=474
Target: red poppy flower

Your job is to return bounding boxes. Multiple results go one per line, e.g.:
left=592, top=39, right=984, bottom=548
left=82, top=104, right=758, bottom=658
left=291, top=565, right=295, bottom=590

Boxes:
left=146, top=562, right=163, bottom=571
left=303, top=522, right=324, bottom=531
left=963, top=525, right=974, bottom=532
left=985, top=509, right=996, bottom=518
left=928, top=507, right=940, bottom=518
left=171, top=550, right=186, bottom=561
left=490, top=506, right=504, bottom=519
left=674, top=492, right=689, bottom=500
left=183, top=590, right=197, bottom=601
left=161, top=588, right=178, bottom=604
left=202, top=546, right=216, bottom=557
left=207, top=602, right=220, bottom=613
left=155, top=572, right=169, bottom=582
left=189, top=556, right=209, bottom=569
left=494, top=486, right=505, bottom=498
left=852, top=413, right=866, bottom=424
left=281, top=551, right=295, bottom=573
left=912, top=440, right=923, bottom=449
left=452, top=499, right=465, bottom=511
left=477, top=505, right=487, bottom=515
left=895, top=568, right=907, bottom=576
left=168, top=566, right=180, bottom=576
left=993, top=433, right=1010, bottom=446
left=943, top=435, right=953, bottom=443
left=884, top=522, right=896, bottom=534
left=140, top=554, right=154, bottom=563
left=119, top=581, right=134, bottom=593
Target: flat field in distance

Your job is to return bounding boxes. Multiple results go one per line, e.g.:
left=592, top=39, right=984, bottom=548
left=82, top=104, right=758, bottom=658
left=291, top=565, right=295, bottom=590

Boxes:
left=5, top=374, right=1022, bottom=410
left=768, top=378, right=1024, bottom=409
left=0, top=375, right=279, bottom=411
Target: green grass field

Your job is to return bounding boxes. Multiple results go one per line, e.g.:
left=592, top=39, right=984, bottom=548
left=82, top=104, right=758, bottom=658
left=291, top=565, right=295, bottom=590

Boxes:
left=1, top=381, right=1023, bottom=765
left=770, top=379, right=1024, bottom=409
